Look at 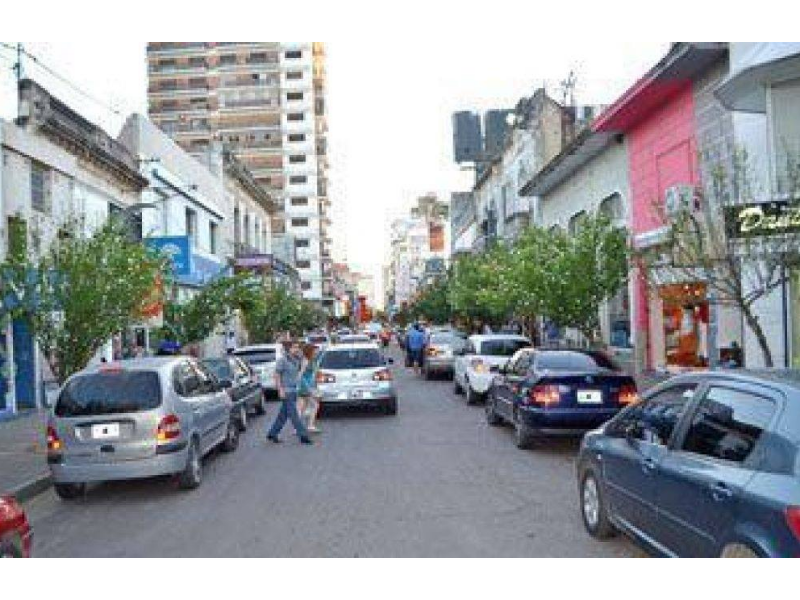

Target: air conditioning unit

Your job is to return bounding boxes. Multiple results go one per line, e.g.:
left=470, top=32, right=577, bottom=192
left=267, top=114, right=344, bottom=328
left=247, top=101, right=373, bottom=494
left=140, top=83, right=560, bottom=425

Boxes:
left=665, top=185, right=698, bottom=216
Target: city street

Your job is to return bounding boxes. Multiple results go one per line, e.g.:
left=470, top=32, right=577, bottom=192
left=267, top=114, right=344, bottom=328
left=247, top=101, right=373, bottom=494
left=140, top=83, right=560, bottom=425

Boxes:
left=25, top=349, right=638, bottom=558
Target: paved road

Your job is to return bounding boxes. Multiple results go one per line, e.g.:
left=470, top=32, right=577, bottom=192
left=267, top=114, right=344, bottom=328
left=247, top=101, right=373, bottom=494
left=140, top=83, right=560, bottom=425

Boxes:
left=25, top=348, right=639, bottom=557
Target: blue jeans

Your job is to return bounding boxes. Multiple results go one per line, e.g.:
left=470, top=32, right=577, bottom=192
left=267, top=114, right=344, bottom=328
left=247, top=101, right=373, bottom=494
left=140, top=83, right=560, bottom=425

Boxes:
left=268, top=391, right=309, bottom=440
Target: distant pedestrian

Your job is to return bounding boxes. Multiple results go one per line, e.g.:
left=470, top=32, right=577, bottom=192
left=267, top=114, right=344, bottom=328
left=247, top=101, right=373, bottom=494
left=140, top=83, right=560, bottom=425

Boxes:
left=406, top=323, right=426, bottom=376
left=267, top=340, right=313, bottom=445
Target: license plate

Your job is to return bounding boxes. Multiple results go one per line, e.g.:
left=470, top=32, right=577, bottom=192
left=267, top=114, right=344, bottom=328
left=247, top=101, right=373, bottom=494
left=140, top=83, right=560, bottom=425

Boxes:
left=350, top=390, right=372, bottom=400
left=577, top=390, right=603, bottom=405
left=92, top=423, right=120, bottom=440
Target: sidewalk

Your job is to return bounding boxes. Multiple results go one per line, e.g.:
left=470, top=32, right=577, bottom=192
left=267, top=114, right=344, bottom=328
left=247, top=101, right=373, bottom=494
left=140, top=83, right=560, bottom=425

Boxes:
left=0, top=411, right=51, bottom=500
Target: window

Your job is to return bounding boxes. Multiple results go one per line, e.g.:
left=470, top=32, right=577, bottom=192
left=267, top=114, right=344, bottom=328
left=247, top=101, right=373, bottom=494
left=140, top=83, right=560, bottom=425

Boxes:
left=288, top=133, right=306, bottom=143
left=287, top=92, right=304, bottom=101
left=682, top=386, right=776, bottom=464
left=295, top=239, right=310, bottom=248
left=56, top=372, right=162, bottom=417
left=185, top=207, right=198, bottom=244
left=286, top=71, right=303, bottom=80
left=301, top=281, right=312, bottom=291
left=612, top=384, right=697, bottom=446
left=291, top=218, right=309, bottom=228
left=568, top=211, right=588, bottom=236
left=220, top=54, right=237, bottom=66
left=511, top=351, right=534, bottom=376
left=296, top=260, right=311, bottom=269
left=31, top=162, right=50, bottom=213
left=287, top=112, right=305, bottom=122
left=289, top=155, right=306, bottom=164
left=285, top=50, right=302, bottom=60
left=291, top=197, right=309, bottom=207
left=209, top=221, right=218, bottom=254
left=479, top=339, right=532, bottom=357
left=535, top=351, right=620, bottom=372
left=320, top=349, right=384, bottom=370
left=290, top=175, right=308, bottom=185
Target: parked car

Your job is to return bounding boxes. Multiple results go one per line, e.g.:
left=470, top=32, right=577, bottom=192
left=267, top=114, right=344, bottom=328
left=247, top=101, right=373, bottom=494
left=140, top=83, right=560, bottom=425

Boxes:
left=315, top=343, right=398, bottom=414
left=423, top=331, right=467, bottom=380
left=233, top=344, right=283, bottom=398
left=486, top=348, right=638, bottom=449
left=47, top=358, right=239, bottom=499
left=577, top=370, right=800, bottom=557
left=0, top=496, right=32, bottom=558
left=453, top=335, right=532, bottom=405
left=202, top=355, right=266, bottom=430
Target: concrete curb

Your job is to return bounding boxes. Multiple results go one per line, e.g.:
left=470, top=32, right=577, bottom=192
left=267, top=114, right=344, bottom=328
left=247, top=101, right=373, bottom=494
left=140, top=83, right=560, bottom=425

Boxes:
left=10, top=473, right=52, bottom=503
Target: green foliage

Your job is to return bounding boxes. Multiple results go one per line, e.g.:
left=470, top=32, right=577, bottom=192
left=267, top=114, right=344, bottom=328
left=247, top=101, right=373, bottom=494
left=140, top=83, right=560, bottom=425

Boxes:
left=242, top=284, right=325, bottom=343
left=409, top=213, right=628, bottom=341
left=410, top=276, right=452, bottom=324
left=161, top=273, right=262, bottom=345
left=1, top=220, right=168, bottom=383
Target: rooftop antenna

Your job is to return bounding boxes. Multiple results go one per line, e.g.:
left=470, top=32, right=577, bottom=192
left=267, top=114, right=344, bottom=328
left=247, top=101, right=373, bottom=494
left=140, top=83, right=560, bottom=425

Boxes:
left=560, top=70, right=576, bottom=107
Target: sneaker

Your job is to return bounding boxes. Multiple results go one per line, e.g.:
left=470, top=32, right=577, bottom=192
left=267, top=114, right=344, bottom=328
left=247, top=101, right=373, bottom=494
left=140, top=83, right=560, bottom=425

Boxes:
left=300, top=437, right=314, bottom=445
left=308, top=426, right=321, bottom=434
left=267, top=435, right=282, bottom=444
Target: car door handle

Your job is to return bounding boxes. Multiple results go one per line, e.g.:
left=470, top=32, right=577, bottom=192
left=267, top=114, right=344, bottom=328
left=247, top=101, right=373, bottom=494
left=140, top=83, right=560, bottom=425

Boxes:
left=710, top=482, right=734, bottom=502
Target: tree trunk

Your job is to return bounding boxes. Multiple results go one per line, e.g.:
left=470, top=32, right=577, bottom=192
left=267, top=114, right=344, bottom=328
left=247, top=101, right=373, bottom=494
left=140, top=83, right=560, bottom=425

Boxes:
left=742, top=305, right=774, bottom=368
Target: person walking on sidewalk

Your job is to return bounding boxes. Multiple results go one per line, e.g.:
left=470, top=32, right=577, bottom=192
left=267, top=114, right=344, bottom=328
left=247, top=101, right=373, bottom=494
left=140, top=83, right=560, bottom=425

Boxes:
left=267, top=340, right=313, bottom=445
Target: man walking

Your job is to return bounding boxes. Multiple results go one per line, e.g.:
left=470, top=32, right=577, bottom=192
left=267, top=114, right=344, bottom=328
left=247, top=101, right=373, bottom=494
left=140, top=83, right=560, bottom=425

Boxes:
left=406, top=323, right=426, bottom=376
left=267, top=340, right=313, bottom=445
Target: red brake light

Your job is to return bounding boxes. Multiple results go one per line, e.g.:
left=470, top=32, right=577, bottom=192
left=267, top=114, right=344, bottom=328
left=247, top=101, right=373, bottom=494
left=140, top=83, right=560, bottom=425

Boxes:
left=316, top=372, right=336, bottom=384
left=529, top=385, right=561, bottom=407
left=786, top=507, right=800, bottom=542
left=373, top=369, right=393, bottom=382
left=618, top=383, right=640, bottom=406
left=46, top=425, right=63, bottom=452
left=156, top=414, right=181, bottom=443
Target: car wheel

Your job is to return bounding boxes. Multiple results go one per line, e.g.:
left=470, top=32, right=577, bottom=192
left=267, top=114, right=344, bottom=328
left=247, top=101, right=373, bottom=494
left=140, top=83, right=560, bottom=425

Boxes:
left=721, top=543, right=760, bottom=558
left=580, top=468, right=615, bottom=539
left=513, top=414, right=535, bottom=449
left=255, top=394, right=267, bottom=416
left=178, top=440, right=202, bottom=490
left=238, top=406, right=248, bottom=432
left=466, top=386, right=482, bottom=406
left=221, top=419, right=240, bottom=453
left=485, top=396, right=502, bottom=426
left=384, top=398, right=398, bottom=416
left=54, top=483, right=85, bottom=501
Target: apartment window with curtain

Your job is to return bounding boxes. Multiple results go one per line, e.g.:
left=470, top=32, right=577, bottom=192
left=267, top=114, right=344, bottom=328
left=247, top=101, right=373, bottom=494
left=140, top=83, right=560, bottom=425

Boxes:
left=30, top=162, right=50, bottom=213
left=209, top=221, right=218, bottom=254
left=185, top=207, right=198, bottom=245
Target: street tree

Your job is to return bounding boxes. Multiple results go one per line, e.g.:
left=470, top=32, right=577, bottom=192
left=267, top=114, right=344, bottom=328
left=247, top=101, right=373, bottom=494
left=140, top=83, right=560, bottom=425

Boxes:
left=0, top=220, right=168, bottom=383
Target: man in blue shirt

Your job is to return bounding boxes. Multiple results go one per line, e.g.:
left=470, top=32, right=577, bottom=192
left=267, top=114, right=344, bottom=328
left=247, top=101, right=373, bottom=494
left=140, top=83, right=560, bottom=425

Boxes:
left=406, top=323, right=427, bottom=376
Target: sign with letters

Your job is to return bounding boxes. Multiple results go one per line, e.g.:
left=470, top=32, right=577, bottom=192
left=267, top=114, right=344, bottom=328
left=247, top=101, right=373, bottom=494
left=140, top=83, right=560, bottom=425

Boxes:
left=724, top=201, right=800, bottom=239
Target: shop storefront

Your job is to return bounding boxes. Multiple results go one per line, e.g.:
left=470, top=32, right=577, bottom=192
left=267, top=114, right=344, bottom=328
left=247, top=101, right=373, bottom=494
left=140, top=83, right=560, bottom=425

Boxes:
left=658, top=283, right=709, bottom=369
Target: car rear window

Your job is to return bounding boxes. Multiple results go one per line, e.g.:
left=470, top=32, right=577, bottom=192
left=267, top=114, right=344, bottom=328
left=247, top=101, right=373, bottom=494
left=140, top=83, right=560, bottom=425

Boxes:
left=202, top=359, right=233, bottom=380
left=536, top=351, right=620, bottom=372
left=320, top=349, right=383, bottom=370
left=235, top=350, right=276, bottom=365
left=56, top=371, right=162, bottom=417
left=340, top=336, right=371, bottom=344
left=479, top=339, right=531, bottom=357
left=308, top=336, right=328, bottom=344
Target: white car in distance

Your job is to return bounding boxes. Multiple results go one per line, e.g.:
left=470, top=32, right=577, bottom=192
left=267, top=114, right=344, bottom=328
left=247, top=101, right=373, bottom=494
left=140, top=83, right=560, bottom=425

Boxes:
left=453, top=335, right=533, bottom=405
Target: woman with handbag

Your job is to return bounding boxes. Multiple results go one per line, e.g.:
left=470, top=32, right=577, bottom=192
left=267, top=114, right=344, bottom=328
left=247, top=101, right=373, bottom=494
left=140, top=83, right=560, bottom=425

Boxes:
left=298, top=343, right=322, bottom=434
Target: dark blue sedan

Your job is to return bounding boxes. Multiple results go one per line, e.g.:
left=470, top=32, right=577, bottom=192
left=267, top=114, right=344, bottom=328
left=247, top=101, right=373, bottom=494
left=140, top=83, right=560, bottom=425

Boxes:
left=486, top=348, right=639, bottom=449
left=577, top=370, right=800, bottom=557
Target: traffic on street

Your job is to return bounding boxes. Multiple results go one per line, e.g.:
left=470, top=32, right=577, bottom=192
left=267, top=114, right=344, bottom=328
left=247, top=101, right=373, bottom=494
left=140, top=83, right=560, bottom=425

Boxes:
left=1, top=39, right=799, bottom=566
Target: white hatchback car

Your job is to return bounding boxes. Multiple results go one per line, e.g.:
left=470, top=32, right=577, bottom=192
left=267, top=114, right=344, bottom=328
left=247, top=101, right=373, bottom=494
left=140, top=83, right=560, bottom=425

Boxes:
left=233, top=344, right=284, bottom=397
left=453, top=335, right=533, bottom=404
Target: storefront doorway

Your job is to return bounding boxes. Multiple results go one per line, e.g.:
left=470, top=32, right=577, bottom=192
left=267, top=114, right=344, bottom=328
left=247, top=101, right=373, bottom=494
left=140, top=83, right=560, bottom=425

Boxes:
left=659, top=283, right=709, bottom=370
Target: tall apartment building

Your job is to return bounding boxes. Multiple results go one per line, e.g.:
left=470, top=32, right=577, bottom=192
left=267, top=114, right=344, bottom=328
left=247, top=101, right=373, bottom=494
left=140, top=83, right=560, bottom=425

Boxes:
left=146, top=42, right=333, bottom=307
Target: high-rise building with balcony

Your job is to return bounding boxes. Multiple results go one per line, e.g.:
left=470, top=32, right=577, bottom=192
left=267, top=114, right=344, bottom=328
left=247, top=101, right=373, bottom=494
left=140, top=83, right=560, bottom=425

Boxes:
left=146, top=42, right=332, bottom=307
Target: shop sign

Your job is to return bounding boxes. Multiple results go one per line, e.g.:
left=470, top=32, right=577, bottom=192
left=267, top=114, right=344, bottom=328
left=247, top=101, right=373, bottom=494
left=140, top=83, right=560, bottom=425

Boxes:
left=725, top=200, right=800, bottom=238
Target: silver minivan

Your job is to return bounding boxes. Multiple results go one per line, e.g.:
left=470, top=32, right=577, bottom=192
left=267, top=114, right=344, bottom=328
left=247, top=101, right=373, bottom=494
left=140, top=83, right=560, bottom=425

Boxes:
left=47, top=357, right=238, bottom=499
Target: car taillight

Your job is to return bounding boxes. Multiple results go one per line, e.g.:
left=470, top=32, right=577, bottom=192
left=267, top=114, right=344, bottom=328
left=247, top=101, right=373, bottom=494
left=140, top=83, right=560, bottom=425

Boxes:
left=427, top=347, right=442, bottom=357
left=156, top=414, right=181, bottom=443
left=528, top=385, right=561, bottom=407
left=316, top=372, right=336, bottom=384
left=46, top=425, right=63, bottom=452
left=373, top=369, right=393, bottom=382
left=786, top=507, right=800, bottom=542
left=618, top=383, right=640, bottom=406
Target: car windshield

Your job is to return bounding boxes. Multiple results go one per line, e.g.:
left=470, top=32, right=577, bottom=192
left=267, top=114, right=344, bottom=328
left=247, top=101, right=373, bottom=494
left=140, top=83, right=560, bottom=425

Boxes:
left=536, top=351, right=620, bottom=372
left=56, top=371, right=162, bottom=417
left=235, top=350, right=276, bottom=365
left=431, top=334, right=461, bottom=346
left=202, top=359, right=233, bottom=380
left=479, top=339, right=531, bottom=357
left=320, top=349, right=384, bottom=370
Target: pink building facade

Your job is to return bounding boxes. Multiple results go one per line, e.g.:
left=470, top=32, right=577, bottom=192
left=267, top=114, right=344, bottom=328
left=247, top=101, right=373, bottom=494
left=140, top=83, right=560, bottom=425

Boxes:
left=595, top=44, right=733, bottom=372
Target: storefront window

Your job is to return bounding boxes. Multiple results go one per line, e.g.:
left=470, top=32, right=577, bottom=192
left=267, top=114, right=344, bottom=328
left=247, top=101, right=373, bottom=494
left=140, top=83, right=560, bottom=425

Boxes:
left=660, top=283, right=709, bottom=369
left=608, top=283, right=632, bottom=348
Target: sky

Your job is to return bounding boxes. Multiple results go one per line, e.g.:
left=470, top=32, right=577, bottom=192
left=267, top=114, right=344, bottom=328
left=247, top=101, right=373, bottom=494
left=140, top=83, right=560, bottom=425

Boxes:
left=0, top=40, right=670, bottom=298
